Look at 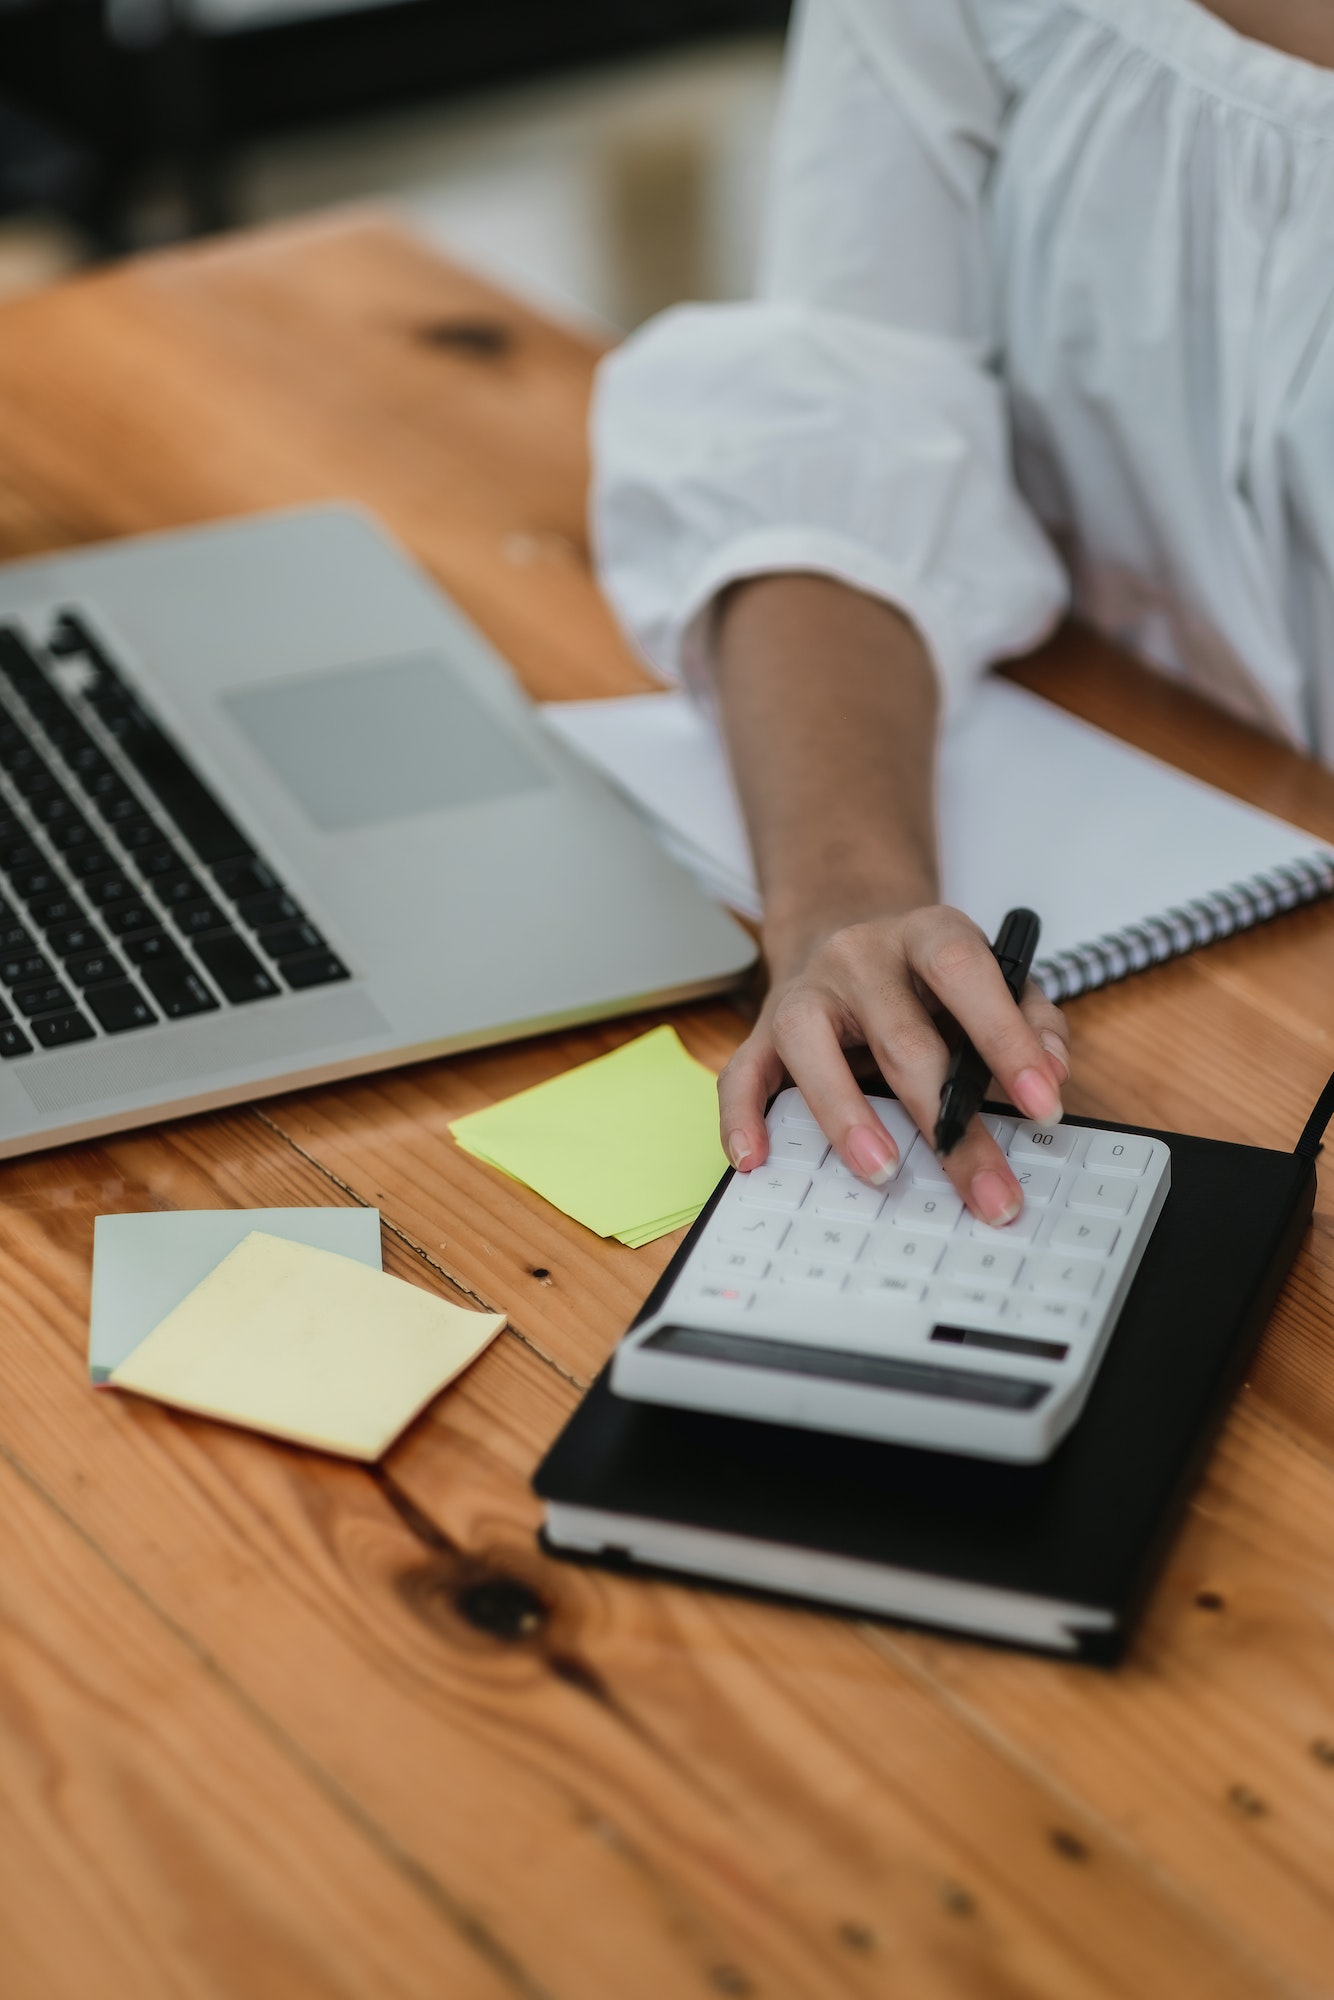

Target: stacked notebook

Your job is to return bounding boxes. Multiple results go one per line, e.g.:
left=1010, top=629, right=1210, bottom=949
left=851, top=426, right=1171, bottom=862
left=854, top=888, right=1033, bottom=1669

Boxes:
left=542, top=679, right=1334, bottom=1000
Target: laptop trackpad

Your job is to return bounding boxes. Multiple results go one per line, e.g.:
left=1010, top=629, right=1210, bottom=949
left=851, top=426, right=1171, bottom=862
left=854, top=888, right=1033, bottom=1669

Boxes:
left=223, top=653, right=550, bottom=832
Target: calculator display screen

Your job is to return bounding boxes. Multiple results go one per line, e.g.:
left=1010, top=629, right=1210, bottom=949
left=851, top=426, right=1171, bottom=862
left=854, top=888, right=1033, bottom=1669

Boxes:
left=643, top=1326, right=1050, bottom=1410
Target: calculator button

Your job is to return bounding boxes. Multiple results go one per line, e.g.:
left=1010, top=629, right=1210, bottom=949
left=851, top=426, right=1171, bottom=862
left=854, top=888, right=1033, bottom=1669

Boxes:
left=1008, top=1123, right=1078, bottom=1164
left=906, top=1139, right=953, bottom=1189
left=776, top=1259, right=846, bottom=1289
left=1005, top=1298, right=1089, bottom=1335
left=970, top=1205, right=1041, bottom=1243
left=849, top=1272, right=928, bottom=1304
left=981, top=1115, right=1015, bottom=1151
left=941, top=1242, right=1024, bottom=1286
left=767, top=1127, right=829, bottom=1168
left=737, top=1168, right=812, bottom=1211
left=790, top=1218, right=868, bottom=1262
left=811, top=1181, right=885, bottom=1223
left=684, top=1282, right=753, bottom=1313
left=891, top=1188, right=964, bottom=1235
left=714, top=1212, right=791, bottom=1251
left=1025, top=1256, right=1103, bottom=1299
left=702, top=1248, right=771, bottom=1279
left=1084, top=1133, right=1153, bottom=1175
left=1010, top=1161, right=1061, bottom=1204
left=865, top=1097, right=917, bottom=1179
left=1049, top=1216, right=1120, bottom=1258
left=773, top=1088, right=820, bottom=1128
left=935, top=1283, right=1009, bottom=1318
left=864, top=1229, right=945, bottom=1274
left=1067, top=1172, right=1135, bottom=1216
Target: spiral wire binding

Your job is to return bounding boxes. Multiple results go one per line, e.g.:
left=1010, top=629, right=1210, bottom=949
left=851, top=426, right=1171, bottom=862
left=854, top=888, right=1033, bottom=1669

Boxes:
left=1033, top=851, right=1334, bottom=1002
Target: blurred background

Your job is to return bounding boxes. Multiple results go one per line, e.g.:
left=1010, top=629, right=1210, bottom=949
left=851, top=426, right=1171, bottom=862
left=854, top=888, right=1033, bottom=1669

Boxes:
left=0, top=0, right=789, bottom=326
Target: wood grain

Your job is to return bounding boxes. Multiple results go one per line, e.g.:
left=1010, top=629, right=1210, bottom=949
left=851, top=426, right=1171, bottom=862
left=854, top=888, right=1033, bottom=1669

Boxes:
left=2, top=214, right=1334, bottom=1995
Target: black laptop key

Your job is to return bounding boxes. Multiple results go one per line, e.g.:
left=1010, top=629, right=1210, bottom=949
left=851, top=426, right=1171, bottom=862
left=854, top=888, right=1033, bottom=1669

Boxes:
left=1, top=951, right=54, bottom=987
left=0, top=923, right=36, bottom=955
left=112, top=816, right=164, bottom=852
left=140, top=955, right=219, bottom=1018
left=14, top=981, right=75, bottom=1017
left=47, top=817, right=99, bottom=854
left=153, top=870, right=207, bottom=907
left=193, top=933, right=280, bottom=1003
left=66, top=949, right=129, bottom=988
left=137, top=843, right=188, bottom=879
left=47, top=920, right=107, bottom=959
left=236, top=889, right=304, bottom=930
left=9, top=864, right=63, bottom=902
left=0, top=994, right=10, bottom=1022
left=97, top=713, right=252, bottom=864
left=104, top=901, right=161, bottom=938
left=96, top=792, right=143, bottom=826
left=27, top=893, right=84, bottom=931
left=31, top=795, right=81, bottom=833
left=121, top=929, right=175, bottom=966
left=281, top=950, right=351, bottom=991
left=212, top=858, right=278, bottom=902
left=0, top=627, right=49, bottom=694
left=86, top=981, right=157, bottom=1033
left=257, top=921, right=325, bottom=959
left=0, top=1021, right=31, bottom=1057
left=64, top=839, right=121, bottom=880
left=30, top=1009, right=95, bottom=1048
left=0, top=839, right=44, bottom=875
left=83, top=872, right=136, bottom=908
left=172, top=898, right=230, bottom=939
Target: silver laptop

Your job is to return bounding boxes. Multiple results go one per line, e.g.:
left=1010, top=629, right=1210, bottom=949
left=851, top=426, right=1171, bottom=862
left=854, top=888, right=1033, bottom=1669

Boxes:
left=0, top=505, right=754, bottom=1156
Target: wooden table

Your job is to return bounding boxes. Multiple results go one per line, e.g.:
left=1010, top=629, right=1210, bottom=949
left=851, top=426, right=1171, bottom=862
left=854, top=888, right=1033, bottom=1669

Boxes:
left=1, top=214, right=1333, bottom=2000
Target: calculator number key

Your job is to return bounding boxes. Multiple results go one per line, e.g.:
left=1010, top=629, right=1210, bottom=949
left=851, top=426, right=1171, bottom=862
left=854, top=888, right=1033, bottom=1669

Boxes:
left=890, top=1188, right=964, bottom=1235
left=703, top=1248, right=771, bottom=1279
left=849, top=1272, right=927, bottom=1304
left=1005, top=1298, right=1089, bottom=1336
left=1049, top=1216, right=1120, bottom=1258
left=1025, top=1256, right=1103, bottom=1300
left=777, top=1259, right=847, bottom=1289
left=1067, top=1172, right=1135, bottom=1216
left=941, top=1242, right=1024, bottom=1286
left=864, top=1229, right=944, bottom=1274
left=1011, top=1161, right=1061, bottom=1204
left=1009, top=1122, right=1078, bottom=1164
left=970, top=1206, right=1041, bottom=1243
left=736, top=1168, right=811, bottom=1211
left=1084, top=1133, right=1154, bottom=1175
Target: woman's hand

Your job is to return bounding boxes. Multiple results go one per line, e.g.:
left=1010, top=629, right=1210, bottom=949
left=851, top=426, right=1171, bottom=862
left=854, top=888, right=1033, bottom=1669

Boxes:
left=718, top=903, right=1070, bottom=1225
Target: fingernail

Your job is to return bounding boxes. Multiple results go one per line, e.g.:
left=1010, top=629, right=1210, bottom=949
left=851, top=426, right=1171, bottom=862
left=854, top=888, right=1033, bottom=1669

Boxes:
left=972, top=1169, right=1022, bottom=1227
left=1014, top=1065, right=1062, bottom=1126
left=1039, top=1030, right=1070, bottom=1084
left=728, top=1130, right=753, bottom=1171
left=847, top=1124, right=897, bottom=1186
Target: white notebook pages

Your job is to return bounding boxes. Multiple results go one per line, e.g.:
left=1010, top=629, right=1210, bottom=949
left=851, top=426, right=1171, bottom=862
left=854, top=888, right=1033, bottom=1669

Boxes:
left=542, top=680, right=1334, bottom=1001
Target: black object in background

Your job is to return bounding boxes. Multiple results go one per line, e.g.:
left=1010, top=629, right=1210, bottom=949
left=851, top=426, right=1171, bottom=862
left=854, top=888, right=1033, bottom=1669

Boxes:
left=0, top=0, right=792, bottom=248
left=535, top=1111, right=1317, bottom=1663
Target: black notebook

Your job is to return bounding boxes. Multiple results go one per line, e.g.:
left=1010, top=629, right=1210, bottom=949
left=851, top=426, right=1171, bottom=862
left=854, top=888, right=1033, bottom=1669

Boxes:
left=534, top=1116, right=1314, bottom=1662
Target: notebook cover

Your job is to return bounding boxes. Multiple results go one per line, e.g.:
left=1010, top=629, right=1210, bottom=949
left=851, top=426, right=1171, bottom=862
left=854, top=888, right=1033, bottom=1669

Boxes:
left=533, top=1115, right=1315, bottom=1663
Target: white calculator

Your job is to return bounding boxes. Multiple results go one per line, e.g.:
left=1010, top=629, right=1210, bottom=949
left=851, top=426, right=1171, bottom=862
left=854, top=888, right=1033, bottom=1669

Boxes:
left=611, top=1088, right=1171, bottom=1463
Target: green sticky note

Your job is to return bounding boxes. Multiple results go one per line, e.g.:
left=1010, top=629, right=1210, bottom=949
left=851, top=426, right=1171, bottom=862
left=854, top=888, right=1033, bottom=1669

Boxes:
left=450, top=1026, right=726, bottom=1242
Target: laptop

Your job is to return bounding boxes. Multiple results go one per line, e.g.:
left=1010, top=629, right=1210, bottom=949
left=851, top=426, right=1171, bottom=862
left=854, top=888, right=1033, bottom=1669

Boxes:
left=0, top=505, right=755, bottom=1156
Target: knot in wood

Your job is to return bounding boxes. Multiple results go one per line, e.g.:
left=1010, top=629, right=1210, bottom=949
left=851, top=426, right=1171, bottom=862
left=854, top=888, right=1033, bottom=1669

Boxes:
left=455, top=1574, right=547, bottom=1641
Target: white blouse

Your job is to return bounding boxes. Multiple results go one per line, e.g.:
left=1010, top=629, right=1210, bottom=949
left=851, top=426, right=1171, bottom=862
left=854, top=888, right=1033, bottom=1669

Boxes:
left=590, top=0, right=1334, bottom=755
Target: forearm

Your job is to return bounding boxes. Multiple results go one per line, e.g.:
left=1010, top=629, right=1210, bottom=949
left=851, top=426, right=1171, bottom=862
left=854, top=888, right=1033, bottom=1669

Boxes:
left=712, top=574, right=942, bottom=968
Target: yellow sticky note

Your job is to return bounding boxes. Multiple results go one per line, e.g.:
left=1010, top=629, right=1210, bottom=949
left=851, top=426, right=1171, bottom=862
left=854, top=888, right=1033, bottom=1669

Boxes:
left=109, top=1232, right=506, bottom=1461
left=450, top=1025, right=726, bottom=1244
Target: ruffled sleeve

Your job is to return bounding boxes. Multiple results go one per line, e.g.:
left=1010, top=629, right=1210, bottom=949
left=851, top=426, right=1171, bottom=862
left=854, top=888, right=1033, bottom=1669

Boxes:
left=589, top=0, right=1069, bottom=714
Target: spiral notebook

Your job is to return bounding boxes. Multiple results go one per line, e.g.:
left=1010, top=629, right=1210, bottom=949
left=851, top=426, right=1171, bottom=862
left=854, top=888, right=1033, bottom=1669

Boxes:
left=542, top=680, right=1334, bottom=1001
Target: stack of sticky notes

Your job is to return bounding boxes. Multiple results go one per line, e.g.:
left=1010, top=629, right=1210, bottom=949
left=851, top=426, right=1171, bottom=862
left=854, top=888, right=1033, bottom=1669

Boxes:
left=449, top=1024, right=727, bottom=1247
left=92, top=1208, right=505, bottom=1460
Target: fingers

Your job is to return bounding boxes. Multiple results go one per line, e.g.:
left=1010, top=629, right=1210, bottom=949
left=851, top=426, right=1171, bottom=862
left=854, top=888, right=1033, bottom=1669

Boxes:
left=717, top=1029, right=784, bottom=1172
left=767, top=991, right=906, bottom=1184
left=1020, top=980, right=1070, bottom=1084
left=901, top=910, right=1066, bottom=1124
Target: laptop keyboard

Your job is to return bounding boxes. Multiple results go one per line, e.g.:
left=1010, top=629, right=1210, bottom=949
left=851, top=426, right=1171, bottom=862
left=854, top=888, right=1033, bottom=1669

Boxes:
left=0, top=610, right=349, bottom=1055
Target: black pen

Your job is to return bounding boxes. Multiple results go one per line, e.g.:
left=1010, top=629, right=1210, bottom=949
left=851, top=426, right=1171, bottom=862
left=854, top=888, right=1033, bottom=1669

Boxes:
left=934, top=908, right=1042, bottom=1157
